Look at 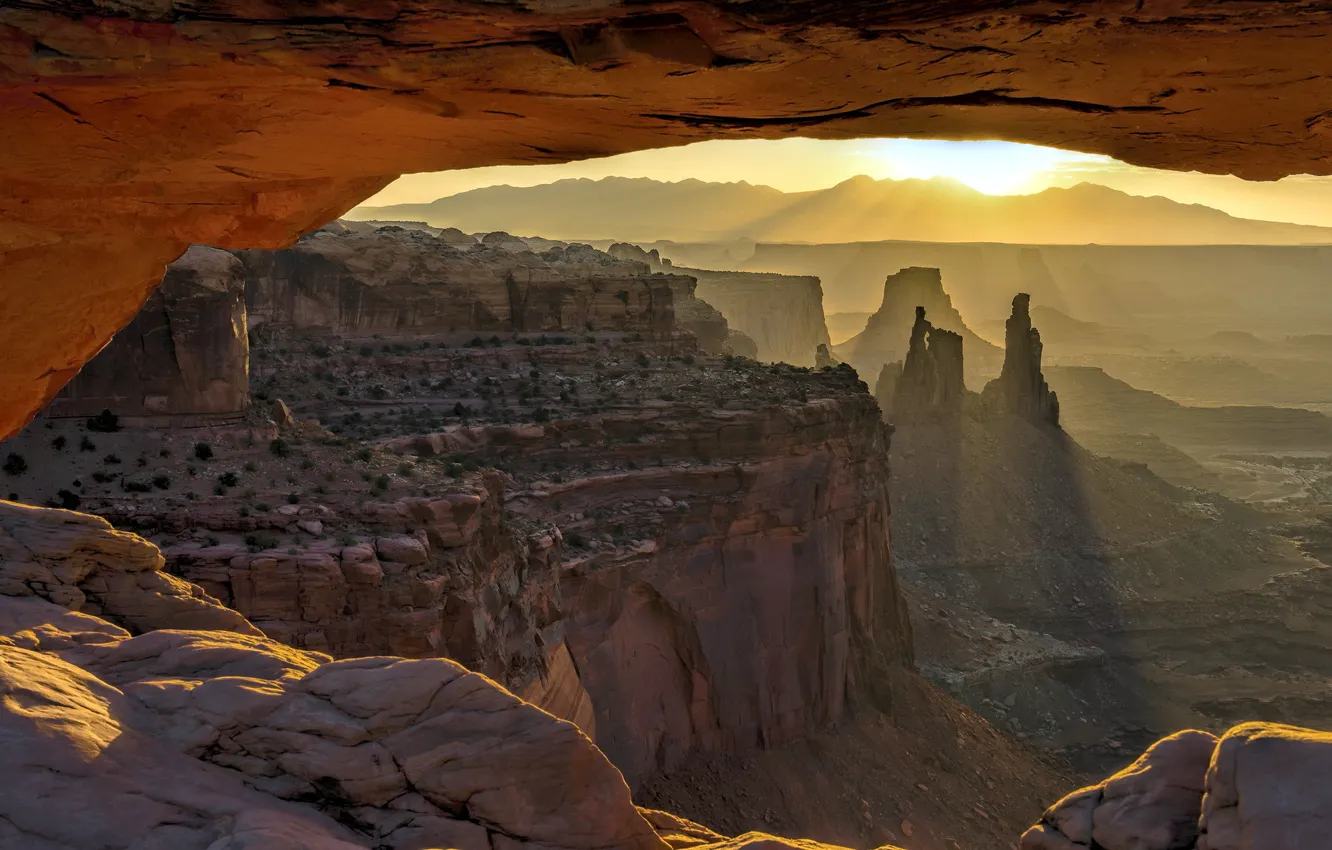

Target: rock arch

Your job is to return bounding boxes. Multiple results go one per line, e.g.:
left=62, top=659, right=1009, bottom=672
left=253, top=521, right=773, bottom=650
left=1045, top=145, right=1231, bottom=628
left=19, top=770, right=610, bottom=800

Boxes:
left=6, top=1, right=1332, bottom=434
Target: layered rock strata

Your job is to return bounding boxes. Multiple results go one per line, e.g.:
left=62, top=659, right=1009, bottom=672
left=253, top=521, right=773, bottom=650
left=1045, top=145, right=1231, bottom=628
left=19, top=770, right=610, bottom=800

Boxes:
left=980, top=293, right=1060, bottom=428
left=46, top=246, right=250, bottom=423
left=162, top=473, right=566, bottom=689
left=660, top=276, right=734, bottom=355
left=238, top=225, right=745, bottom=354
left=380, top=362, right=911, bottom=789
left=0, top=489, right=907, bottom=850
left=0, top=511, right=665, bottom=850
left=241, top=227, right=683, bottom=338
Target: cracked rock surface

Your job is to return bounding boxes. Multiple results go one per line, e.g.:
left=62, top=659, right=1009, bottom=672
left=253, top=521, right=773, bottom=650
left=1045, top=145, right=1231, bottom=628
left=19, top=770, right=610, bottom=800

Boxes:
left=0, top=592, right=662, bottom=850
left=0, top=501, right=901, bottom=850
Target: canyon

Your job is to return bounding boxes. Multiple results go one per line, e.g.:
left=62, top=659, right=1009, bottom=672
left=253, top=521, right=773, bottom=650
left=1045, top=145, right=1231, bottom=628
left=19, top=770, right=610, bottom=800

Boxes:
left=1, top=230, right=1069, bottom=850
left=606, top=243, right=823, bottom=366
left=8, top=217, right=1332, bottom=849
left=11, top=2, right=1332, bottom=849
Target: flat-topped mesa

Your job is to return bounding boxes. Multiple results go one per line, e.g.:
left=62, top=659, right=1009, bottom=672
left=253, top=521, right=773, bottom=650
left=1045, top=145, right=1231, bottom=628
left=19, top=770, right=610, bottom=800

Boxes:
left=239, top=226, right=687, bottom=339
left=682, top=268, right=831, bottom=367
left=981, top=293, right=1061, bottom=428
left=608, top=242, right=663, bottom=267
left=45, top=246, right=250, bottom=426
left=884, top=307, right=966, bottom=422
left=834, top=267, right=998, bottom=382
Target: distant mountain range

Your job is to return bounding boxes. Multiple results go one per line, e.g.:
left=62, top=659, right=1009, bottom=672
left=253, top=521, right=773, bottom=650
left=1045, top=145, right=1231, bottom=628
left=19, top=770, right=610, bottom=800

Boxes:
left=352, top=176, right=1332, bottom=245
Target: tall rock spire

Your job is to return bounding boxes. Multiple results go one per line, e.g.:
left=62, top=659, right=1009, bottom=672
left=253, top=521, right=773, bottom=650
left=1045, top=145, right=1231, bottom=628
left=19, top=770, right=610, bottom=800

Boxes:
left=980, top=293, right=1060, bottom=427
left=884, top=306, right=966, bottom=422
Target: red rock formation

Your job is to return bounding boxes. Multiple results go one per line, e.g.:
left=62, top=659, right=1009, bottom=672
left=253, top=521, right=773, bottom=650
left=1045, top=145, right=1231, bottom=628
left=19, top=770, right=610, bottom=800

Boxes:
left=9, top=2, right=1332, bottom=436
left=162, top=473, right=568, bottom=691
left=609, top=243, right=664, bottom=267
left=834, top=267, right=998, bottom=384
left=0, top=500, right=257, bottom=637
left=0, top=592, right=665, bottom=849
left=0, top=499, right=908, bottom=850
left=890, top=307, right=966, bottom=422
left=241, top=227, right=682, bottom=337
left=660, top=276, right=735, bottom=355
left=386, top=378, right=911, bottom=789
left=980, top=293, right=1060, bottom=428
left=46, top=246, right=250, bottom=424
left=1023, top=722, right=1332, bottom=850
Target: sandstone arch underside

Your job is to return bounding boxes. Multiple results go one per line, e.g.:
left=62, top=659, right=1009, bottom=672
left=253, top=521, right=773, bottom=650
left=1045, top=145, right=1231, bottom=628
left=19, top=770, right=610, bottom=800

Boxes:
left=6, top=0, right=1332, bottom=437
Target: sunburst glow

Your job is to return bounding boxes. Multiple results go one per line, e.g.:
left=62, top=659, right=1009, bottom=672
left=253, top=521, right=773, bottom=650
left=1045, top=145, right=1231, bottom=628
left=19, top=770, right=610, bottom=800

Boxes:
left=362, top=137, right=1332, bottom=228
left=860, top=139, right=1112, bottom=195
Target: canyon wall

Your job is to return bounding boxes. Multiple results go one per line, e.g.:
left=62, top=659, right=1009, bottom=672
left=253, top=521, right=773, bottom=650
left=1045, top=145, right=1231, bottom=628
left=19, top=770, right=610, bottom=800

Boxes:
left=241, top=226, right=683, bottom=338
left=46, top=246, right=250, bottom=424
left=0, top=501, right=677, bottom=850
left=685, top=268, right=831, bottom=366
left=238, top=225, right=744, bottom=352
left=660, top=276, right=735, bottom=355
left=54, top=271, right=914, bottom=793
left=413, top=383, right=910, bottom=788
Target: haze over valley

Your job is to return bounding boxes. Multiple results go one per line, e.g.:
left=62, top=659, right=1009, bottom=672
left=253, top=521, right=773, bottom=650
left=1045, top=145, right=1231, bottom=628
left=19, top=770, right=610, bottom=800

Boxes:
left=354, top=175, right=1332, bottom=246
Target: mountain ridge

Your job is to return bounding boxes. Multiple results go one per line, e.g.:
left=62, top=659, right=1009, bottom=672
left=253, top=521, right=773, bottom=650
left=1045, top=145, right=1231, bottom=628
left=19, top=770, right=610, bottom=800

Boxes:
left=352, top=175, right=1332, bottom=246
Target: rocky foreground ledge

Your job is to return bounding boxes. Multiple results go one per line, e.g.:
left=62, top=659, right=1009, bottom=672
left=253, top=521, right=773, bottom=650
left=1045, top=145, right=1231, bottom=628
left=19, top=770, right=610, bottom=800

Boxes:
left=0, top=498, right=903, bottom=850
left=1, top=496, right=1328, bottom=850
left=1021, top=725, right=1332, bottom=850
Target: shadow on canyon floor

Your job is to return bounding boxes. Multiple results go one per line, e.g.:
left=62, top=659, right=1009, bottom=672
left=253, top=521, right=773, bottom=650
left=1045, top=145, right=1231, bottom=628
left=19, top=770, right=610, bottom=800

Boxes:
left=638, top=668, right=1072, bottom=850
left=889, top=414, right=1327, bottom=777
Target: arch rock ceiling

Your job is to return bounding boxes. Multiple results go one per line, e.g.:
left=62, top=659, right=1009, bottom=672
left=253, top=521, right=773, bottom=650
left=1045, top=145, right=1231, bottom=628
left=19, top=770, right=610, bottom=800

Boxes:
left=5, top=0, right=1332, bottom=437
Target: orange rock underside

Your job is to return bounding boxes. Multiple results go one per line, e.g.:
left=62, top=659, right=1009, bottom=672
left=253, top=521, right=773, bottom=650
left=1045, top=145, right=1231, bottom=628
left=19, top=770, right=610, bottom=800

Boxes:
left=7, top=0, right=1332, bottom=436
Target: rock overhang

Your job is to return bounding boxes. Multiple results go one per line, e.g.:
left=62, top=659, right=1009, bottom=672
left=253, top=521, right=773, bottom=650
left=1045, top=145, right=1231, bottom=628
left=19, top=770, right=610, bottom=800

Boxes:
left=7, top=0, right=1332, bottom=436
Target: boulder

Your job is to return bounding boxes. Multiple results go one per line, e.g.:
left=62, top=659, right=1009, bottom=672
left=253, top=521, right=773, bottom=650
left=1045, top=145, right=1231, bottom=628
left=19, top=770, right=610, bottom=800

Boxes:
left=1199, top=722, right=1332, bottom=850
left=1021, top=729, right=1217, bottom=850
left=0, top=501, right=256, bottom=636
left=0, top=593, right=666, bottom=850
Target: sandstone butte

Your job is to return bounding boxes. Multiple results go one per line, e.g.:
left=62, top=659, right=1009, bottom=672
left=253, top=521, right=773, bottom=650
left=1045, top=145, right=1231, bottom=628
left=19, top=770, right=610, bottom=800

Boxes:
left=7, top=2, right=1332, bottom=850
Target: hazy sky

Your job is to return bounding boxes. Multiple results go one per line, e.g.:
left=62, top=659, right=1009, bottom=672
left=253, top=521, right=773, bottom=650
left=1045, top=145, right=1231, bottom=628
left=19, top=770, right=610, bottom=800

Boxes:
left=362, top=138, right=1332, bottom=228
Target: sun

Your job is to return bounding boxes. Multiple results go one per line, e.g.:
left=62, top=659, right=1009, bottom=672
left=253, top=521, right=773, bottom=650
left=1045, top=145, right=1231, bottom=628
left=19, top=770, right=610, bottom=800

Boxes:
left=861, top=139, right=1113, bottom=195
